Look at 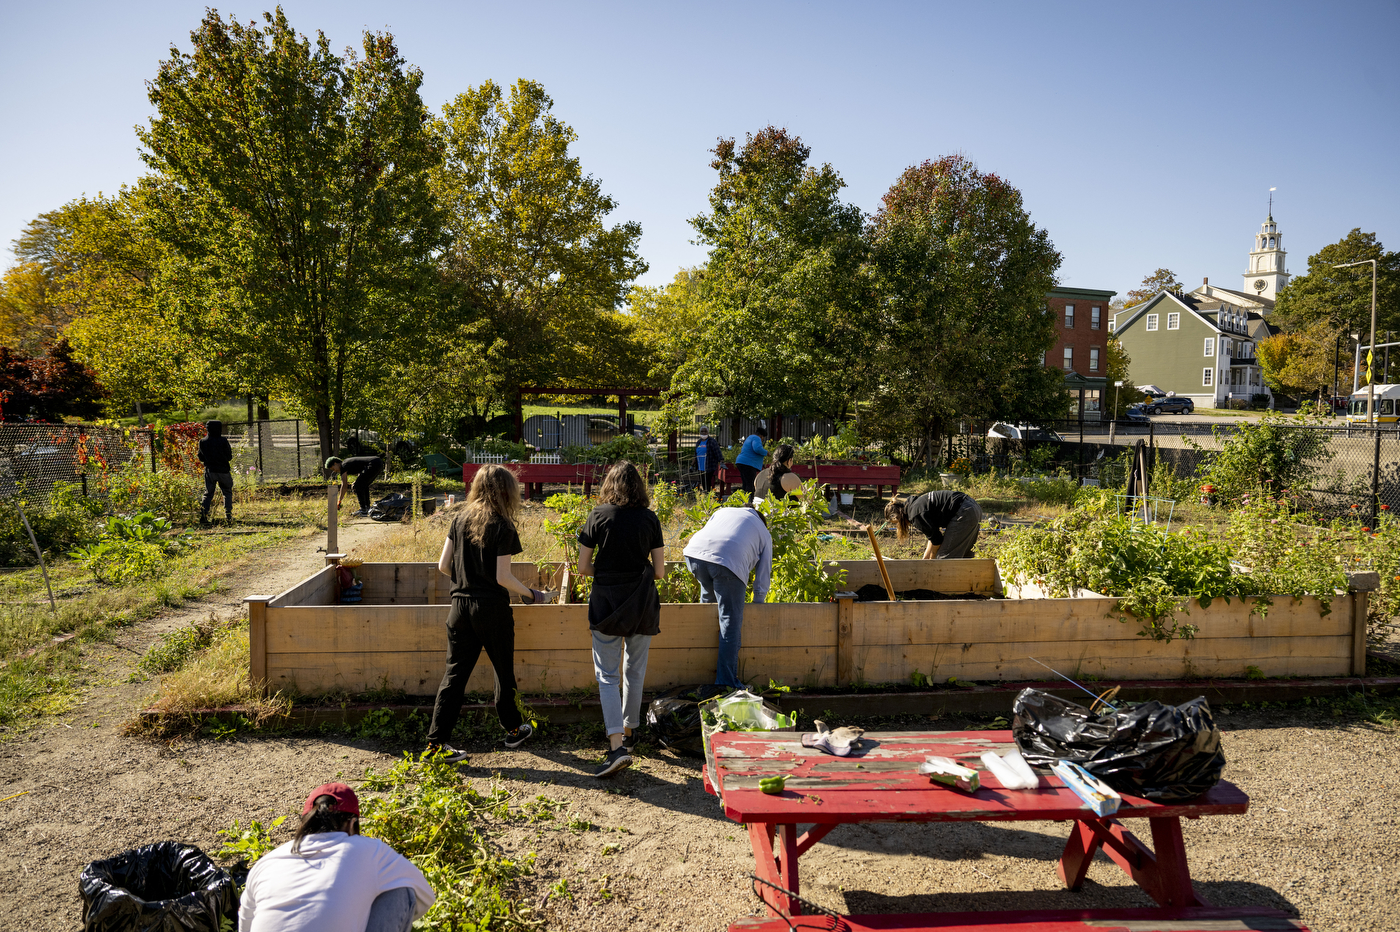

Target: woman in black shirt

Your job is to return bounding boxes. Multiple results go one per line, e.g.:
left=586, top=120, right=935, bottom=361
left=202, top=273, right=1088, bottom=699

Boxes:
left=754, top=444, right=801, bottom=501
left=576, top=461, right=665, bottom=778
left=884, top=490, right=982, bottom=559
left=427, top=465, right=551, bottom=763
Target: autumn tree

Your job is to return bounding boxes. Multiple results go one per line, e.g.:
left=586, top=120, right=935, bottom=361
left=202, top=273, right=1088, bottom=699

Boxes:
left=0, top=339, right=106, bottom=422
left=138, top=9, right=444, bottom=462
left=674, top=127, right=873, bottom=422
left=1124, top=268, right=1185, bottom=307
left=1257, top=321, right=1350, bottom=401
left=1273, top=229, right=1400, bottom=336
left=864, top=155, right=1064, bottom=465
left=1104, top=336, right=1141, bottom=417
left=432, top=79, right=650, bottom=418
left=0, top=263, right=59, bottom=356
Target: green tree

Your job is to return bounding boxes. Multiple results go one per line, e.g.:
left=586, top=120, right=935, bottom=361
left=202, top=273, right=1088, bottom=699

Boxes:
left=1257, top=321, right=1348, bottom=402
left=1273, top=229, right=1400, bottom=336
left=626, top=268, right=708, bottom=385
left=675, top=127, right=873, bottom=422
left=0, top=262, right=59, bottom=355
left=865, top=155, right=1064, bottom=465
left=138, top=9, right=444, bottom=462
left=1124, top=268, right=1185, bottom=307
left=432, top=79, right=649, bottom=416
left=1104, top=336, right=1140, bottom=417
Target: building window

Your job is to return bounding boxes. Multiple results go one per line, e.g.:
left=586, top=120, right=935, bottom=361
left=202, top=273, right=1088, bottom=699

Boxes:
left=1167, top=312, right=1180, bottom=330
left=1204, top=338, right=1214, bottom=357
left=1063, top=347, right=1073, bottom=369
left=1065, top=305, right=1075, bottom=328
left=1108, top=319, right=1115, bottom=332
left=1091, top=307, right=1101, bottom=329
left=1225, top=340, right=1233, bottom=358
left=1203, top=368, right=1213, bottom=387
left=1089, top=347, right=1100, bottom=371
left=1146, top=314, right=1158, bottom=331
left=1039, top=349, right=1045, bottom=364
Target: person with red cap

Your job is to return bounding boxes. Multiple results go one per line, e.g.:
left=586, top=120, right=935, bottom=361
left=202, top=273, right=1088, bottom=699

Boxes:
left=238, top=782, right=434, bottom=932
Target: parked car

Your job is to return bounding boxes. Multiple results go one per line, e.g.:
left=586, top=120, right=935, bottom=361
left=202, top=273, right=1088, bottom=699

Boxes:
left=1144, top=396, right=1195, bottom=415
left=986, top=423, right=1064, bottom=442
left=1121, top=404, right=1151, bottom=423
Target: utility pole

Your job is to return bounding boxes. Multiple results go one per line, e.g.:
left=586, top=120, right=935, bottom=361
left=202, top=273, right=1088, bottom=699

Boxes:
left=1336, top=260, right=1379, bottom=522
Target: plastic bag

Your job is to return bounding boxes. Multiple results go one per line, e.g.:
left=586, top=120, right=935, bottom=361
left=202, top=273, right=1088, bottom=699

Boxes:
left=368, top=493, right=410, bottom=522
left=1011, top=688, right=1225, bottom=802
left=80, top=842, right=236, bottom=932
left=700, top=689, right=797, bottom=794
left=645, top=684, right=713, bottom=757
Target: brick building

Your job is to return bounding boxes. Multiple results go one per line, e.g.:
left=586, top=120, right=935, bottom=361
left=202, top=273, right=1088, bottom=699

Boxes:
left=1045, top=286, right=1117, bottom=418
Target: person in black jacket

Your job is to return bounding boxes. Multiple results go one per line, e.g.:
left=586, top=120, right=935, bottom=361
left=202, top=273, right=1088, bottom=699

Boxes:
left=885, top=490, right=982, bottom=559
left=198, top=420, right=234, bottom=524
left=754, top=443, right=801, bottom=501
left=326, top=455, right=385, bottom=517
left=576, top=461, right=665, bottom=778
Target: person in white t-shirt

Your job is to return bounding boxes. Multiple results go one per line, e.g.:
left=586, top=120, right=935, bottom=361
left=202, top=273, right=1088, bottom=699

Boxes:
left=239, top=782, right=434, bottom=932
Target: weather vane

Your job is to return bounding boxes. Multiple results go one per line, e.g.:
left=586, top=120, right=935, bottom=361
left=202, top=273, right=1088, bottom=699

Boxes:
left=1269, top=186, right=1276, bottom=217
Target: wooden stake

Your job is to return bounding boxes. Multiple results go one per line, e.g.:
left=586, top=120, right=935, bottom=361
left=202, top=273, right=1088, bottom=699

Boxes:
left=327, top=484, right=338, bottom=553
left=865, top=524, right=897, bottom=601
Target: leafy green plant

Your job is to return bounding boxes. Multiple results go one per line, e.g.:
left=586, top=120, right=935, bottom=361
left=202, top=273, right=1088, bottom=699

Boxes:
left=1351, top=507, right=1400, bottom=645
left=1224, top=492, right=1347, bottom=617
left=101, top=461, right=202, bottom=525
left=757, top=481, right=855, bottom=603
left=216, top=815, right=287, bottom=864
left=1188, top=411, right=1335, bottom=506
left=69, top=512, right=192, bottom=585
left=542, top=492, right=594, bottom=564
left=468, top=436, right=533, bottom=462
left=133, top=622, right=215, bottom=679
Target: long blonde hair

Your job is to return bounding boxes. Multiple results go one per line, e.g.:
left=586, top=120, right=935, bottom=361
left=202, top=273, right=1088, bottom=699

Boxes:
left=885, top=497, right=911, bottom=542
left=462, top=464, right=521, bottom=542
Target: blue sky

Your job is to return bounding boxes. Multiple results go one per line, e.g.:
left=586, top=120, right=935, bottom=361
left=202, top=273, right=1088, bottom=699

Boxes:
left=2, top=1, right=1397, bottom=298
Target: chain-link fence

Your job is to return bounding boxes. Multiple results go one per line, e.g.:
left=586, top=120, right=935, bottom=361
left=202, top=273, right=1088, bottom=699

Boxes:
left=0, top=423, right=149, bottom=506
left=221, top=419, right=321, bottom=481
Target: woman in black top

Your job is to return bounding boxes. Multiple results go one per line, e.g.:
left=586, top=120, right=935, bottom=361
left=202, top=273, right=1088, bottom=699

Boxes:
left=576, top=461, right=665, bottom=778
left=427, top=465, right=550, bottom=763
left=885, top=490, right=983, bottom=559
left=754, top=444, right=801, bottom=501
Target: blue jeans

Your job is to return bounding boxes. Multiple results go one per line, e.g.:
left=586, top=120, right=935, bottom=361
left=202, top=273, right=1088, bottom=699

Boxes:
left=366, top=886, right=415, bottom=932
left=591, top=630, right=652, bottom=736
left=686, top=556, right=748, bottom=687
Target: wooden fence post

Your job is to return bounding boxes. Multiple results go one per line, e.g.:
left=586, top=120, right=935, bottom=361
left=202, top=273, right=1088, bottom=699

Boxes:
left=1347, top=571, right=1378, bottom=676
left=327, top=485, right=338, bottom=553
left=836, top=593, right=855, bottom=686
left=245, top=595, right=272, bottom=695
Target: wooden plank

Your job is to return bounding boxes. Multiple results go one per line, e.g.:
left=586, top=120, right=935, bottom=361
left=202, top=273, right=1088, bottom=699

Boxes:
left=849, top=635, right=1355, bottom=683
left=1352, top=588, right=1368, bottom=677
left=246, top=596, right=272, bottom=692
left=728, top=906, right=1309, bottom=932
left=356, top=563, right=440, bottom=604
left=837, top=596, right=855, bottom=687
left=830, top=559, right=1000, bottom=595
left=267, top=642, right=834, bottom=695
left=269, top=566, right=337, bottom=607
left=851, top=595, right=1353, bottom=647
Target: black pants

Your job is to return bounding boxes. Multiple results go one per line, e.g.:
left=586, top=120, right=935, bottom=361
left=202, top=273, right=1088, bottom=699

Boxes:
left=202, top=471, right=233, bottom=520
left=427, top=596, right=523, bottom=743
left=737, top=463, right=759, bottom=495
left=351, top=461, right=383, bottom=510
left=700, top=469, right=718, bottom=493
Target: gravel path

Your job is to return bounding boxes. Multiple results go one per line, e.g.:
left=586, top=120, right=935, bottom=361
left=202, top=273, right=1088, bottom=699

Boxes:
left=1, top=524, right=1397, bottom=931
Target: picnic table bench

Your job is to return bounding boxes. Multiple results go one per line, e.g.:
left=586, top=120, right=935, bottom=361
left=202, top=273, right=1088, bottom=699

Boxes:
left=706, top=729, right=1306, bottom=932
left=717, top=462, right=901, bottom=498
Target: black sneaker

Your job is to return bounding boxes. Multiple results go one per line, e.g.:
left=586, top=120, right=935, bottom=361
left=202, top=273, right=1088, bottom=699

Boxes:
left=622, top=731, right=637, bottom=752
left=422, top=744, right=469, bottom=764
left=594, top=746, right=633, bottom=778
left=503, top=722, right=533, bottom=748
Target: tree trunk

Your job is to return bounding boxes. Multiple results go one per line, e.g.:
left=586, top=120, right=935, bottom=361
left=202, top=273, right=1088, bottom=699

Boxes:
left=926, top=421, right=935, bottom=470
left=316, top=404, right=334, bottom=474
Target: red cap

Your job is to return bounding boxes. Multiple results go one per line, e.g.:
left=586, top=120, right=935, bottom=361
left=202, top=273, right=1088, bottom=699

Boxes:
left=302, top=782, right=360, bottom=817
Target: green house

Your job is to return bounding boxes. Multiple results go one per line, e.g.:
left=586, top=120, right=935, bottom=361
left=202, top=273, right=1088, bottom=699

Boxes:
left=1111, top=291, right=1273, bottom=408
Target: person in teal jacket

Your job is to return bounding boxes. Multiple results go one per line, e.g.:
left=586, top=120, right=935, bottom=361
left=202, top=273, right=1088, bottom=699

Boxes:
left=734, top=425, right=768, bottom=495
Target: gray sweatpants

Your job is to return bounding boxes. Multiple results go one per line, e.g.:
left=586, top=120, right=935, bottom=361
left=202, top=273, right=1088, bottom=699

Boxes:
left=935, top=498, right=982, bottom=559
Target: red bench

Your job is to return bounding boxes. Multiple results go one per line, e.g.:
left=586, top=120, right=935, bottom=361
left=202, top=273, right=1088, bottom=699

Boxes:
left=462, top=462, right=603, bottom=498
left=730, top=905, right=1308, bottom=931
left=718, top=462, right=901, bottom=498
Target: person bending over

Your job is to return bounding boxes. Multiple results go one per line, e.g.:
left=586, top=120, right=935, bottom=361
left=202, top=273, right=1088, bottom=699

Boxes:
left=576, top=461, right=665, bottom=778
left=428, top=465, right=550, bottom=763
left=326, top=455, right=385, bottom=517
left=198, top=420, right=234, bottom=524
left=754, top=443, right=801, bottom=502
left=239, top=782, right=433, bottom=932
left=734, top=424, right=768, bottom=495
left=885, top=490, right=982, bottom=559
left=683, top=504, right=772, bottom=688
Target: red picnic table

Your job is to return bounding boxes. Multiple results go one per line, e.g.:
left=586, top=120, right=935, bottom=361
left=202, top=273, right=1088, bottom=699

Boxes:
left=462, top=462, right=603, bottom=498
left=717, top=462, right=902, bottom=498
left=706, top=730, right=1303, bottom=932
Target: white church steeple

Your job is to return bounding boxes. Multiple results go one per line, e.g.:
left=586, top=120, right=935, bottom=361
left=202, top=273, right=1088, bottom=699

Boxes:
left=1242, top=191, right=1289, bottom=301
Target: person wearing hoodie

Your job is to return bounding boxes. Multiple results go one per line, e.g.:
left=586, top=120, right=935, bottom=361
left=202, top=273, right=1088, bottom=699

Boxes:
left=239, top=782, right=434, bottom=932
left=198, top=420, right=234, bottom=524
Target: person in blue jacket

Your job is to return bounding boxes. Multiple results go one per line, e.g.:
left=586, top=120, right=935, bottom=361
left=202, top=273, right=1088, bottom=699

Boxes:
left=734, top=425, right=768, bottom=495
left=694, top=426, right=721, bottom=493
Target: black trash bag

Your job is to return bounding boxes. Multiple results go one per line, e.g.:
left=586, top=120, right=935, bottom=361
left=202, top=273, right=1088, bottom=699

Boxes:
left=369, top=493, right=410, bottom=522
left=1012, top=688, right=1226, bottom=802
left=80, top=842, right=236, bottom=932
left=645, top=684, right=721, bottom=757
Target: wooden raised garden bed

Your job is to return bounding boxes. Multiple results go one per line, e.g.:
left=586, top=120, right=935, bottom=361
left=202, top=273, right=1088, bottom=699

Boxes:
left=245, top=559, right=1371, bottom=697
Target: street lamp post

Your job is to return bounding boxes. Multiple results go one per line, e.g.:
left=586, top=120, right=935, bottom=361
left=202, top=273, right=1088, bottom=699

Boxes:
left=1335, top=259, right=1379, bottom=522
left=1110, top=380, right=1123, bottom=445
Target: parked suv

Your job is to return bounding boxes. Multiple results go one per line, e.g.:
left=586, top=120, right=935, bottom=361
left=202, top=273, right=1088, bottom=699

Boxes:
left=1145, top=396, right=1194, bottom=415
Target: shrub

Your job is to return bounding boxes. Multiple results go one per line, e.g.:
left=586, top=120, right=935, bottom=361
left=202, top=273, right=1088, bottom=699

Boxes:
left=757, top=480, right=856, bottom=603
left=101, top=461, right=202, bottom=525
left=1188, top=411, right=1334, bottom=506
left=69, top=512, right=192, bottom=585
left=0, top=482, right=100, bottom=565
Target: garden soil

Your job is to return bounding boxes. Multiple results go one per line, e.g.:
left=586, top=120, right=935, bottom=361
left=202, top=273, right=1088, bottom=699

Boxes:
left=1, top=521, right=1398, bottom=931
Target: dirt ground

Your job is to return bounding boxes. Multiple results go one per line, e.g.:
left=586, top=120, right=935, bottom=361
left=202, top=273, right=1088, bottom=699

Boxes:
left=1, top=521, right=1398, bottom=931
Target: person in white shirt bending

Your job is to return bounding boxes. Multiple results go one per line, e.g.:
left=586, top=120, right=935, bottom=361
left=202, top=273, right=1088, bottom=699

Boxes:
left=239, top=782, right=434, bottom=932
left=682, top=503, right=773, bottom=688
